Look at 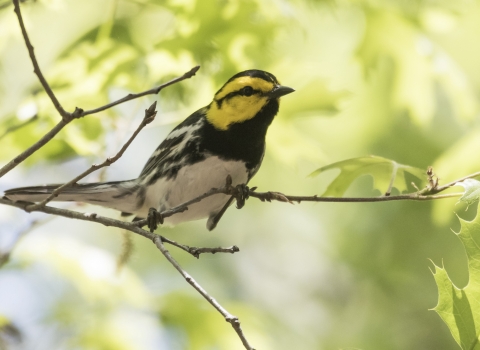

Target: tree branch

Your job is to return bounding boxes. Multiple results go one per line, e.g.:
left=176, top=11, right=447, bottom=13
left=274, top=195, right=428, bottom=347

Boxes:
left=0, top=197, right=241, bottom=258
left=430, top=170, right=480, bottom=194
left=1, top=168, right=476, bottom=349
left=0, top=114, right=38, bottom=141
left=12, top=0, right=70, bottom=120
left=133, top=178, right=465, bottom=235
left=0, top=66, right=199, bottom=179
left=0, top=118, right=67, bottom=178
left=0, top=197, right=251, bottom=348
left=248, top=190, right=463, bottom=203
left=153, top=236, right=254, bottom=350
left=5, top=4, right=477, bottom=348
left=160, top=236, right=240, bottom=258
left=1, top=1, right=200, bottom=179
left=80, top=66, right=200, bottom=117
left=25, top=102, right=158, bottom=210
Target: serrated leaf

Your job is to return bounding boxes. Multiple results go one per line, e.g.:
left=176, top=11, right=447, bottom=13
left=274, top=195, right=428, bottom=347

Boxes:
left=456, top=179, right=480, bottom=208
left=310, top=156, right=425, bottom=196
left=433, top=205, right=480, bottom=350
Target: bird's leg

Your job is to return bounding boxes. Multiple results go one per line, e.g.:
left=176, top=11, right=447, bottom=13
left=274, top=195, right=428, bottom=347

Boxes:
left=208, top=178, right=253, bottom=230
left=208, top=184, right=249, bottom=231
left=147, top=207, right=164, bottom=232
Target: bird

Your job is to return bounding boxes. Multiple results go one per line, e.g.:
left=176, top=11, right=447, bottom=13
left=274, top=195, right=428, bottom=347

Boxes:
left=4, top=70, right=294, bottom=231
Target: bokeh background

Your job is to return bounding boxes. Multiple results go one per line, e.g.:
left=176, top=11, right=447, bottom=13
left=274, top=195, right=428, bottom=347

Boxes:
left=1, top=0, right=480, bottom=349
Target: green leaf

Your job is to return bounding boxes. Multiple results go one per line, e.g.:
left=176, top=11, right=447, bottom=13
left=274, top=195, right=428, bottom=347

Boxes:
left=310, top=156, right=425, bottom=196
left=433, top=205, right=480, bottom=350
left=457, top=179, right=480, bottom=208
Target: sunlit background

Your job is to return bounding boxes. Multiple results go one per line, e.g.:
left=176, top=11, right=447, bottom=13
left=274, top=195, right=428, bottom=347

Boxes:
left=1, top=0, right=480, bottom=349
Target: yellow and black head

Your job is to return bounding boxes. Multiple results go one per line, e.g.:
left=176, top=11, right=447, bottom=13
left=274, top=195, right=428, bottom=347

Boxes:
left=198, top=70, right=293, bottom=174
left=206, top=70, right=294, bottom=131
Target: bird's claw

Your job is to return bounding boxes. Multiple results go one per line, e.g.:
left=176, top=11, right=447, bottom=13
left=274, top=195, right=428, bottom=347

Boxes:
left=234, top=184, right=250, bottom=209
left=147, top=207, right=164, bottom=232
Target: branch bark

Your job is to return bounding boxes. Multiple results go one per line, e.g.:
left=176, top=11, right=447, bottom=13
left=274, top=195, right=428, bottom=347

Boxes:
left=80, top=66, right=200, bottom=117
left=4, top=3, right=478, bottom=350
left=0, top=169, right=475, bottom=350
left=0, top=1, right=200, bottom=179
left=0, top=197, right=251, bottom=348
left=0, top=114, right=38, bottom=141
left=153, top=236, right=254, bottom=350
left=12, top=0, right=70, bottom=120
left=0, top=197, right=242, bottom=259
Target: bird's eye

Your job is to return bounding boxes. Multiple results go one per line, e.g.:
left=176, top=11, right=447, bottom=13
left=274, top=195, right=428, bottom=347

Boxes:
left=240, top=86, right=254, bottom=96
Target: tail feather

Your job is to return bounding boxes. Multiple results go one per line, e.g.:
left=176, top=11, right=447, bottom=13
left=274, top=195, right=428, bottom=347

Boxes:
left=4, top=180, right=142, bottom=214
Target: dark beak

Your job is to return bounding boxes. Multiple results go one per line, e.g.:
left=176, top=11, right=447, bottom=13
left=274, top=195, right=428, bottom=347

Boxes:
left=267, top=85, right=295, bottom=99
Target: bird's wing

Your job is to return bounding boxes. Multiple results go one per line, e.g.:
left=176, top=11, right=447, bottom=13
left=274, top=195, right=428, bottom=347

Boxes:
left=139, top=108, right=206, bottom=178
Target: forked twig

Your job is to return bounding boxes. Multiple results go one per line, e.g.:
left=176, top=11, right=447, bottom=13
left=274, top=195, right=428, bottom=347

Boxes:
left=0, top=197, right=253, bottom=348
left=161, top=236, right=239, bottom=258
left=0, top=197, right=242, bottom=260
left=1, top=1, right=199, bottom=179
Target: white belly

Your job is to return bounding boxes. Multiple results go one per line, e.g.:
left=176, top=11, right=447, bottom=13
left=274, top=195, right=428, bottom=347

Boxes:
left=138, top=156, right=249, bottom=227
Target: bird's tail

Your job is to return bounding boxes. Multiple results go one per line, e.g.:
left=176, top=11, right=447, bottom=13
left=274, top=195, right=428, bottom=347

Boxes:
left=4, top=180, right=142, bottom=214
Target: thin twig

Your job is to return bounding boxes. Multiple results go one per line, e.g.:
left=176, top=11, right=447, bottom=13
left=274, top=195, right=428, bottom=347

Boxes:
left=2, top=1, right=200, bottom=178
left=0, top=115, right=38, bottom=141
left=80, top=66, right=200, bottom=117
left=431, top=171, right=480, bottom=193
left=0, top=168, right=475, bottom=350
left=0, top=66, right=199, bottom=179
left=153, top=236, right=254, bottom=350
left=0, top=196, right=251, bottom=346
left=161, top=236, right=239, bottom=258
left=26, top=102, right=158, bottom=210
left=1, top=197, right=155, bottom=238
left=187, top=245, right=240, bottom=258
left=132, top=178, right=464, bottom=231
left=6, top=0, right=199, bottom=181
left=0, top=197, right=239, bottom=259
left=0, top=118, right=71, bottom=178
left=0, top=67, right=199, bottom=179
left=12, top=0, right=70, bottom=120
left=248, top=191, right=463, bottom=203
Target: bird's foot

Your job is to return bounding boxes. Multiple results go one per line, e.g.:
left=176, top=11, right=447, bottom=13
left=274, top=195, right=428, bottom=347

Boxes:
left=234, top=183, right=250, bottom=209
left=224, top=176, right=252, bottom=210
left=147, top=207, right=164, bottom=232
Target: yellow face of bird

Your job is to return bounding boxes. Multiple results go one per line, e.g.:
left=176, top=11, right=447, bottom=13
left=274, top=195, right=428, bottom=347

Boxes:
left=206, top=75, right=278, bottom=131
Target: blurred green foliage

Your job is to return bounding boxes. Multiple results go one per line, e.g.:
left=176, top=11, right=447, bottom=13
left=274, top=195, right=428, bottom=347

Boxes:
left=1, top=0, right=480, bottom=349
